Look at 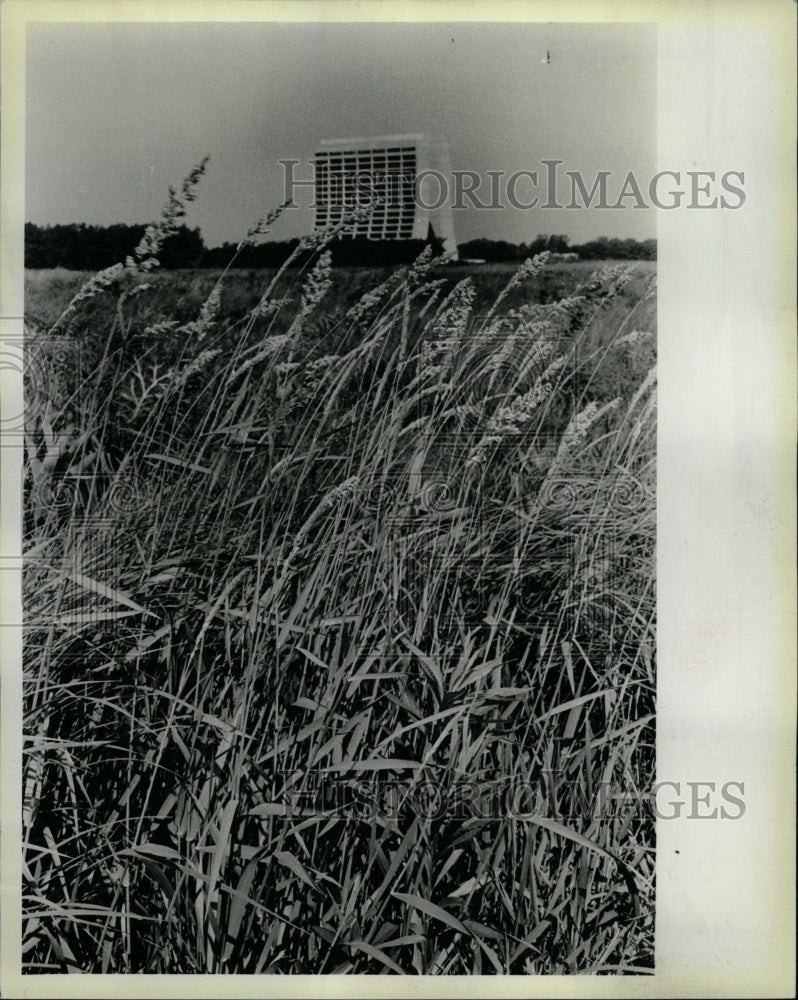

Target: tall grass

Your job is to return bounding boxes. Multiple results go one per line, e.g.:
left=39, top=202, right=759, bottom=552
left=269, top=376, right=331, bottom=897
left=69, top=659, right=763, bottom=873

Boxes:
left=22, top=169, right=656, bottom=974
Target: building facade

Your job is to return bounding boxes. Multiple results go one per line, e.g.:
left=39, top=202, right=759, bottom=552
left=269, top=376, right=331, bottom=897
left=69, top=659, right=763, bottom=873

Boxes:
left=313, top=133, right=458, bottom=260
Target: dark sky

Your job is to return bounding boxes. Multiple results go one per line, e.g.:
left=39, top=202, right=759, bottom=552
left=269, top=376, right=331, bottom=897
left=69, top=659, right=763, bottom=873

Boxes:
left=26, top=20, right=656, bottom=248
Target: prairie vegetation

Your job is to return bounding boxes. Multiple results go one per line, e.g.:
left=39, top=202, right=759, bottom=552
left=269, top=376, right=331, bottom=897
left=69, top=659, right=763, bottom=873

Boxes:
left=22, top=171, right=656, bottom=974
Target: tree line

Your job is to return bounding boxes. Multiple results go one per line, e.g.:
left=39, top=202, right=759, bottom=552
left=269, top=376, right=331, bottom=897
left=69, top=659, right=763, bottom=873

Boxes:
left=24, top=222, right=656, bottom=269
left=458, top=234, right=656, bottom=262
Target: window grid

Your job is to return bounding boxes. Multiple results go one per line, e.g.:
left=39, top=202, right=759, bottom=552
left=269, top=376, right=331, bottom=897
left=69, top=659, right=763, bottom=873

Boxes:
left=314, top=143, right=420, bottom=241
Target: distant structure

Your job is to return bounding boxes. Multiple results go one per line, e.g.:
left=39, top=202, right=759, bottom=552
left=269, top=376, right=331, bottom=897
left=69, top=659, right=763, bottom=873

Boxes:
left=313, top=133, right=459, bottom=260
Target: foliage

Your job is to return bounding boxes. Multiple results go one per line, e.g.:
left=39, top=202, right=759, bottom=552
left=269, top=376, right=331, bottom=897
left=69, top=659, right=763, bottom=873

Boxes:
left=25, top=222, right=207, bottom=271
left=25, top=221, right=657, bottom=270
left=459, top=235, right=657, bottom=263
left=22, top=167, right=657, bottom=974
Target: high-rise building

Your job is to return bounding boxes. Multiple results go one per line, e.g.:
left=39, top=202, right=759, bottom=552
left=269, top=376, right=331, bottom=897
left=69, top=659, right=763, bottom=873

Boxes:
left=312, top=133, right=458, bottom=260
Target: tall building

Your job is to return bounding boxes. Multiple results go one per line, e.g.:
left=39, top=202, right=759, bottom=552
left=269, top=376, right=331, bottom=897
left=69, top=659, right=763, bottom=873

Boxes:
left=313, top=133, right=458, bottom=260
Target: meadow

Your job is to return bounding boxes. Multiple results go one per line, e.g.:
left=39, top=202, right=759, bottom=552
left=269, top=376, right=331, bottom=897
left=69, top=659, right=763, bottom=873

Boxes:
left=21, top=178, right=657, bottom=974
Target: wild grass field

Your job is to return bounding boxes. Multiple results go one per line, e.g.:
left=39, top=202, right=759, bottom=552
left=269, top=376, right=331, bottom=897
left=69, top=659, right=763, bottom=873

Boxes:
left=21, top=177, right=656, bottom=974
